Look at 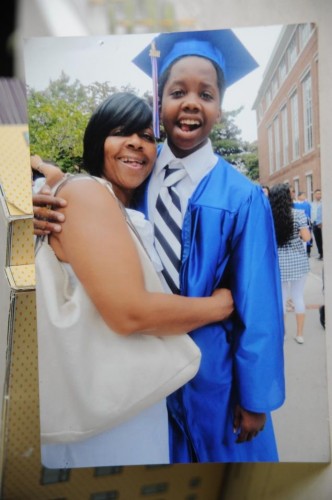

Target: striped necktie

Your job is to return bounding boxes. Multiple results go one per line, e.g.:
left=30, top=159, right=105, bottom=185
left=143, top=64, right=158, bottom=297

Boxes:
left=154, top=165, right=187, bottom=294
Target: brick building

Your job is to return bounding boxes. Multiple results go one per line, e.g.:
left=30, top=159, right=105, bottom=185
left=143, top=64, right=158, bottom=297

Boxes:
left=253, top=23, right=320, bottom=200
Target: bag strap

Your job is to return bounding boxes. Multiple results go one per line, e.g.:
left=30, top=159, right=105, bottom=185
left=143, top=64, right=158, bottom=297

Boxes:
left=98, top=179, right=151, bottom=258
left=86, top=176, right=151, bottom=258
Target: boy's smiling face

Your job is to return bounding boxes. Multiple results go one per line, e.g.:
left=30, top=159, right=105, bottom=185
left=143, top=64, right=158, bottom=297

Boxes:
left=160, top=56, right=222, bottom=158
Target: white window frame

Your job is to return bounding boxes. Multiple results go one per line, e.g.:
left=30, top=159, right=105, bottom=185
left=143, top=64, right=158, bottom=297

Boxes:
left=274, top=116, right=280, bottom=171
left=293, top=177, right=300, bottom=198
left=299, top=23, right=312, bottom=51
left=272, top=74, right=278, bottom=99
left=306, top=173, right=313, bottom=202
left=279, top=55, right=287, bottom=84
left=302, top=72, right=313, bottom=153
left=288, top=33, right=298, bottom=69
left=268, top=125, right=274, bottom=174
left=281, top=105, right=289, bottom=166
left=291, top=91, right=300, bottom=160
left=266, top=87, right=272, bottom=108
left=258, top=102, right=264, bottom=122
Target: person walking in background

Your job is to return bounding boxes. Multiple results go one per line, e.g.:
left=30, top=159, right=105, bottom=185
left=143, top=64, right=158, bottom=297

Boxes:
left=293, top=191, right=311, bottom=218
left=269, top=184, right=311, bottom=345
left=293, top=191, right=312, bottom=257
left=311, top=188, right=323, bottom=259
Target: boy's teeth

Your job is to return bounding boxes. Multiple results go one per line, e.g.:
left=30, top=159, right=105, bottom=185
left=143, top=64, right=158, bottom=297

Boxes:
left=180, top=119, right=200, bottom=125
left=179, top=119, right=200, bottom=132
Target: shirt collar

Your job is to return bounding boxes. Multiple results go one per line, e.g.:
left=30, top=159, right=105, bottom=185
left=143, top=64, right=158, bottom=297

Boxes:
left=155, top=139, right=217, bottom=184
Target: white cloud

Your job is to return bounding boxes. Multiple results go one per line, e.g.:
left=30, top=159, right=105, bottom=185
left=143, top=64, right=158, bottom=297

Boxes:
left=24, top=25, right=283, bottom=143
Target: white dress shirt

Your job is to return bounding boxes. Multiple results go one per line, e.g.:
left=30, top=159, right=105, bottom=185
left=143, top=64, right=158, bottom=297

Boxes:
left=147, top=139, right=218, bottom=224
left=311, top=200, right=321, bottom=224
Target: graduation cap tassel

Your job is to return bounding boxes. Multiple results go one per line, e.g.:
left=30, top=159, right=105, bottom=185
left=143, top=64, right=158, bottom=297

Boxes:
left=149, top=40, right=160, bottom=139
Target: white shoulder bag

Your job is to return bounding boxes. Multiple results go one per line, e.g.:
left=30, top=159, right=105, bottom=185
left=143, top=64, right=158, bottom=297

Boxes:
left=35, top=175, right=201, bottom=444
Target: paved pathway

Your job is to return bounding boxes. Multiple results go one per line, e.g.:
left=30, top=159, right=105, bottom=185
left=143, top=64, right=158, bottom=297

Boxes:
left=272, top=249, right=330, bottom=462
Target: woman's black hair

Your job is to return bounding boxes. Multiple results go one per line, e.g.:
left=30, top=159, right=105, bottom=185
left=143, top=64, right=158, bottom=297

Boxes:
left=269, top=183, right=294, bottom=247
left=82, top=92, right=153, bottom=177
left=158, top=56, right=226, bottom=104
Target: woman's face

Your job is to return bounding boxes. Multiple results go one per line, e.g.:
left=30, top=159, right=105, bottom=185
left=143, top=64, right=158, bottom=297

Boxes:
left=103, top=126, right=156, bottom=205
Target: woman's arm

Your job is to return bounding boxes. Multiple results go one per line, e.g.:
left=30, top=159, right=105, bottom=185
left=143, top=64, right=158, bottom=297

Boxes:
left=299, top=226, right=311, bottom=242
left=50, top=179, right=233, bottom=337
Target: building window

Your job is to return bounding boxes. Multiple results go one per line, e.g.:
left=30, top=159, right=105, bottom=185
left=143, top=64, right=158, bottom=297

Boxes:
left=40, top=467, right=70, bottom=485
left=268, top=125, right=274, bottom=174
left=290, top=91, right=300, bottom=160
left=288, top=33, right=298, bottom=69
left=266, top=87, right=272, bottom=108
left=271, top=74, right=278, bottom=98
left=306, top=174, right=313, bottom=201
left=302, top=72, right=313, bottom=153
left=279, top=55, right=287, bottom=84
left=281, top=105, right=289, bottom=166
left=94, top=466, right=123, bottom=477
left=258, top=102, right=264, bottom=122
left=299, top=23, right=312, bottom=50
left=141, top=482, right=168, bottom=495
left=293, top=178, right=300, bottom=198
left=274, top=116, right=280, bottom=171
left=90, top=492, right=119, bottom=500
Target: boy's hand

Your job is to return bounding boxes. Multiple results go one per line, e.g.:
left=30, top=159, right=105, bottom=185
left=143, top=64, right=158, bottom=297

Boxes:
left=233, top=404, right=266, bottom=443
left=33, top=184, right=67, bottom=236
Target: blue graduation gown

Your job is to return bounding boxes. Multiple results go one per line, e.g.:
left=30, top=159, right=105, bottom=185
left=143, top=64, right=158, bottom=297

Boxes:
left=137, top=155, right=285, bottom=463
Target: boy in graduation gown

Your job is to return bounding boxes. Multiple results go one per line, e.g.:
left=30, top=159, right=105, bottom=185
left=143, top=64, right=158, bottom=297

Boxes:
left=132, top=29, right=285, bottom=463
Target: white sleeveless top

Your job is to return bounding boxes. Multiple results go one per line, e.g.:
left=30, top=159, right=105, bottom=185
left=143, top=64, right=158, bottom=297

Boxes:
left=40, top=176, right=170, bottom=468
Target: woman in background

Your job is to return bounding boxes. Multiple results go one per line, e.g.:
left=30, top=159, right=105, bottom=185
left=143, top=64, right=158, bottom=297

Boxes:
left=269, top=184, right=311, bottom=344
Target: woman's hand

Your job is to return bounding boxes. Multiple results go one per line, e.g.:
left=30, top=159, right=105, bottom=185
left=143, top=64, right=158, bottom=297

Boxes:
left=33, top=184, right=67, bottom=236
left=211, top=288, right=234, bottom=321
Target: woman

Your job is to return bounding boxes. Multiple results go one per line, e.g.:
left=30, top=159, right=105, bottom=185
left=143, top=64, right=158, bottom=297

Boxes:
left=35, top=92, right=234, bottom=468
left=269, top=184, right=311, bottom=344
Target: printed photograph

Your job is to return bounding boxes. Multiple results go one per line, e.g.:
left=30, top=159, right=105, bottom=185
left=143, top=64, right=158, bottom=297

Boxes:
left=23, top=23, right=328, bottom=468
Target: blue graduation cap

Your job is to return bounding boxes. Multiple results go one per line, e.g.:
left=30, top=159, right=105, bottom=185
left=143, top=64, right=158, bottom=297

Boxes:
left=132, top=29, right=258, bottom=137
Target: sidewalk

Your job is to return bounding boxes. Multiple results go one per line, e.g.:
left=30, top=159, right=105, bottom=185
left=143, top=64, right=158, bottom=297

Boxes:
left=272, top=250, right=330, bottom=462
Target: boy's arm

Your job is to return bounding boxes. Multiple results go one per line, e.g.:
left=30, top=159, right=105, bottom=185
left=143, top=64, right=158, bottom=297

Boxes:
left=31, top=156, right=67, bottom=235
left=31, top=154, right=64, bottom=185
left=33, top=183, right=67, bottom=235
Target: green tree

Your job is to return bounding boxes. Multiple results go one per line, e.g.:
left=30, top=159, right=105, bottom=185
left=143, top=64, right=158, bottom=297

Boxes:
left=27, top=72, right=139, bottom=172
left=209, top=107, right=259, bottom=181
left=241, top=141, right=260, bottom=181
left=28, top=72, right=259, bottom=180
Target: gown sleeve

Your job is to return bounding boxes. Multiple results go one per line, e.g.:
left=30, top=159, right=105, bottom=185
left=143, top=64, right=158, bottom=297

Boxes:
left=228, top=185, right=285, bottom=412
